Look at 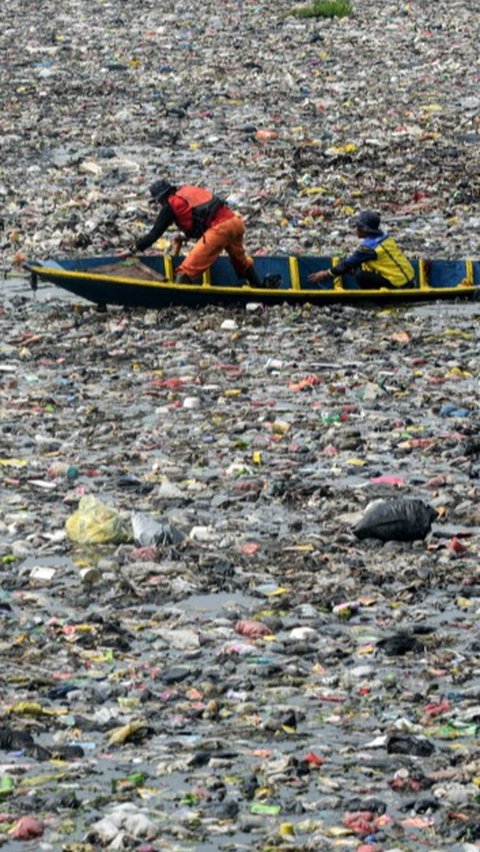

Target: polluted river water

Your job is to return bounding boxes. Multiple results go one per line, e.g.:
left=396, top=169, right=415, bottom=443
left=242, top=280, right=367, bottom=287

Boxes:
left=0, top=269, right=480, bottom=850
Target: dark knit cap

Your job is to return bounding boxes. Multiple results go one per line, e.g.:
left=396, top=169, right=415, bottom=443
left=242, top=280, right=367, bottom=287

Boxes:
left=353, top=210, right=382, bottom=233
left=149, top=179, right=175, bottom=204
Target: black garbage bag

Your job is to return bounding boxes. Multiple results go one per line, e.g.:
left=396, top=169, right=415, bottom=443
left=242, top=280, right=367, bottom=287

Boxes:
left=377, top=632, right=425, bottom=656
left=387, top=734, right=435, bottom=757
left=353, top=498, right=438, bottom=542
left=131, top=512, right=184, bottom=547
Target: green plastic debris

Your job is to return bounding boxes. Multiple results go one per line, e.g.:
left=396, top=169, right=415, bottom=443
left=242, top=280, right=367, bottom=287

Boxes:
left=111, top=771, right=145, bottom=792
left=250, top=802, right=282, bottom=815
left=0, top=775, right=15, bottom=797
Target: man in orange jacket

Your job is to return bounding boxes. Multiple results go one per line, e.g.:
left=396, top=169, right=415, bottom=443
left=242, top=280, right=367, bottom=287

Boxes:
left=135, top=180, right=277, bottom=288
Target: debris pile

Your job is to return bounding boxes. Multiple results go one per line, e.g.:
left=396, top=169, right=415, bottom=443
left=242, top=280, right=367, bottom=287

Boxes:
left=1, top=0, right=479, bottom=272
left=0, top=287, right=479, bottom=849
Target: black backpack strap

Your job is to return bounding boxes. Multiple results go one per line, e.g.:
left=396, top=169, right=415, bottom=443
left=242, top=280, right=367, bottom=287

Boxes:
left=380, top=240, right=412, bottom=284
left=190, top=195, right=226, bottom=238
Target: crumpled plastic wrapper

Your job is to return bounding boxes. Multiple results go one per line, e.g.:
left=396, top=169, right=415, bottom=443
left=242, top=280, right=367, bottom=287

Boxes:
left=65, top=495, right=132, bottom=544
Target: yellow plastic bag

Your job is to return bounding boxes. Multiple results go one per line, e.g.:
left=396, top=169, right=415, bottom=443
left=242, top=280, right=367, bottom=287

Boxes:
left=65, top=495, right=132, bottom=545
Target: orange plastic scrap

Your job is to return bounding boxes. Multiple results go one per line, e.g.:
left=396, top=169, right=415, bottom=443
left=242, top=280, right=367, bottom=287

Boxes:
left=256, top=129, right=279, bottom=141
left=150, top=377, right=192, bottom=390
left=288, top=374, right=321, bottom=392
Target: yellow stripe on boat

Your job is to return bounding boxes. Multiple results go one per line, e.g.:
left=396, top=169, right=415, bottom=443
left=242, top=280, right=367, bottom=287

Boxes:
left=164, top=256, right=174, bottom=281
left=288, top=256, right=300, bottom=290
left=418, top=258, right=429, bottom=290
left=463, top=259, right=474, bottom=287
left=331, top=257, right=344, bottom=291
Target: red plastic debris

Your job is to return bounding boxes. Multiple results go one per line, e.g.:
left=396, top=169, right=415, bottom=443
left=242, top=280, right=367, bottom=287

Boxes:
left=357, top=846, right=382, bottom=852
left=448, top=536, right=468, bottom=554
left=240, top=542, right=261, bottom=555
left=370, top=476, right=405, bottom=486
left=427, top=475, right=447, bottom=488
left=234, top=620, right=272, bottom=639
left=390, top=775, right=424, bottom=792
left=343, top=811, right=394, bottom=836
left=423, top=699, right=451, bottom=717
left=153, top=377, right=189, bottom=390
left=304, top=751, right=325, bottom=766
left=343, top=810, right=375, bottom=835
left=130, top=546, right=159, bottom=561
left=9, top=816, right=45, bottom=840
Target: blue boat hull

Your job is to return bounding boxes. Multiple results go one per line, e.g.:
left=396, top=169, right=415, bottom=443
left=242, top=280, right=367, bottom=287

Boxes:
left=25, top=254, right=480, bottom=308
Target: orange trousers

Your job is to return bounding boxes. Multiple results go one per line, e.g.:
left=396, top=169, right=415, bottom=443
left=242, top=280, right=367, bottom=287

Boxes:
left=176, top=215, right=253, bottom=281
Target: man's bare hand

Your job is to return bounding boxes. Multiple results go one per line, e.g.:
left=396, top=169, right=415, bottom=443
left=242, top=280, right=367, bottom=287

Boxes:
left=308, top=269, right=331, bottom=283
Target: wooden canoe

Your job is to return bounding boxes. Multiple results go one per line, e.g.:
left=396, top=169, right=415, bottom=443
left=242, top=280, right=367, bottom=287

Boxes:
left=25, top=254, right=480, bottom=309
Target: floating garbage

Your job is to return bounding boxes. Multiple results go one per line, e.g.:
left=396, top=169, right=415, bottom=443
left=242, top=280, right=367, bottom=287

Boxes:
left=353, top=497, right=439, bottom=542
left=1, top=286, right=479, bottom=851
left=131, top=512, right=185, bottom=547
left=65, top=495, right=132, bottom=544
left=2, top=0, right=480, bottom=272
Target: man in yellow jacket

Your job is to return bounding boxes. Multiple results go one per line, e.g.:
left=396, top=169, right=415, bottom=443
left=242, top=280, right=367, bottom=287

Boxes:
left=308, top=210, right=415, bottom=289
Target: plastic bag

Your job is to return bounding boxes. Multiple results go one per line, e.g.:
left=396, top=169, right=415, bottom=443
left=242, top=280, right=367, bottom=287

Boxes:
left=353, top=498, right=438, bottom=542
left=131, top=512, right=184, bottom=547
left=65, top=495, right=132, bottom=544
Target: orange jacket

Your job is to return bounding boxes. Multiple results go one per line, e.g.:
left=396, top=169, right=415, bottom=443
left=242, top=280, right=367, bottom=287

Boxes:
left=169, top=185, right=233, bottom=238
